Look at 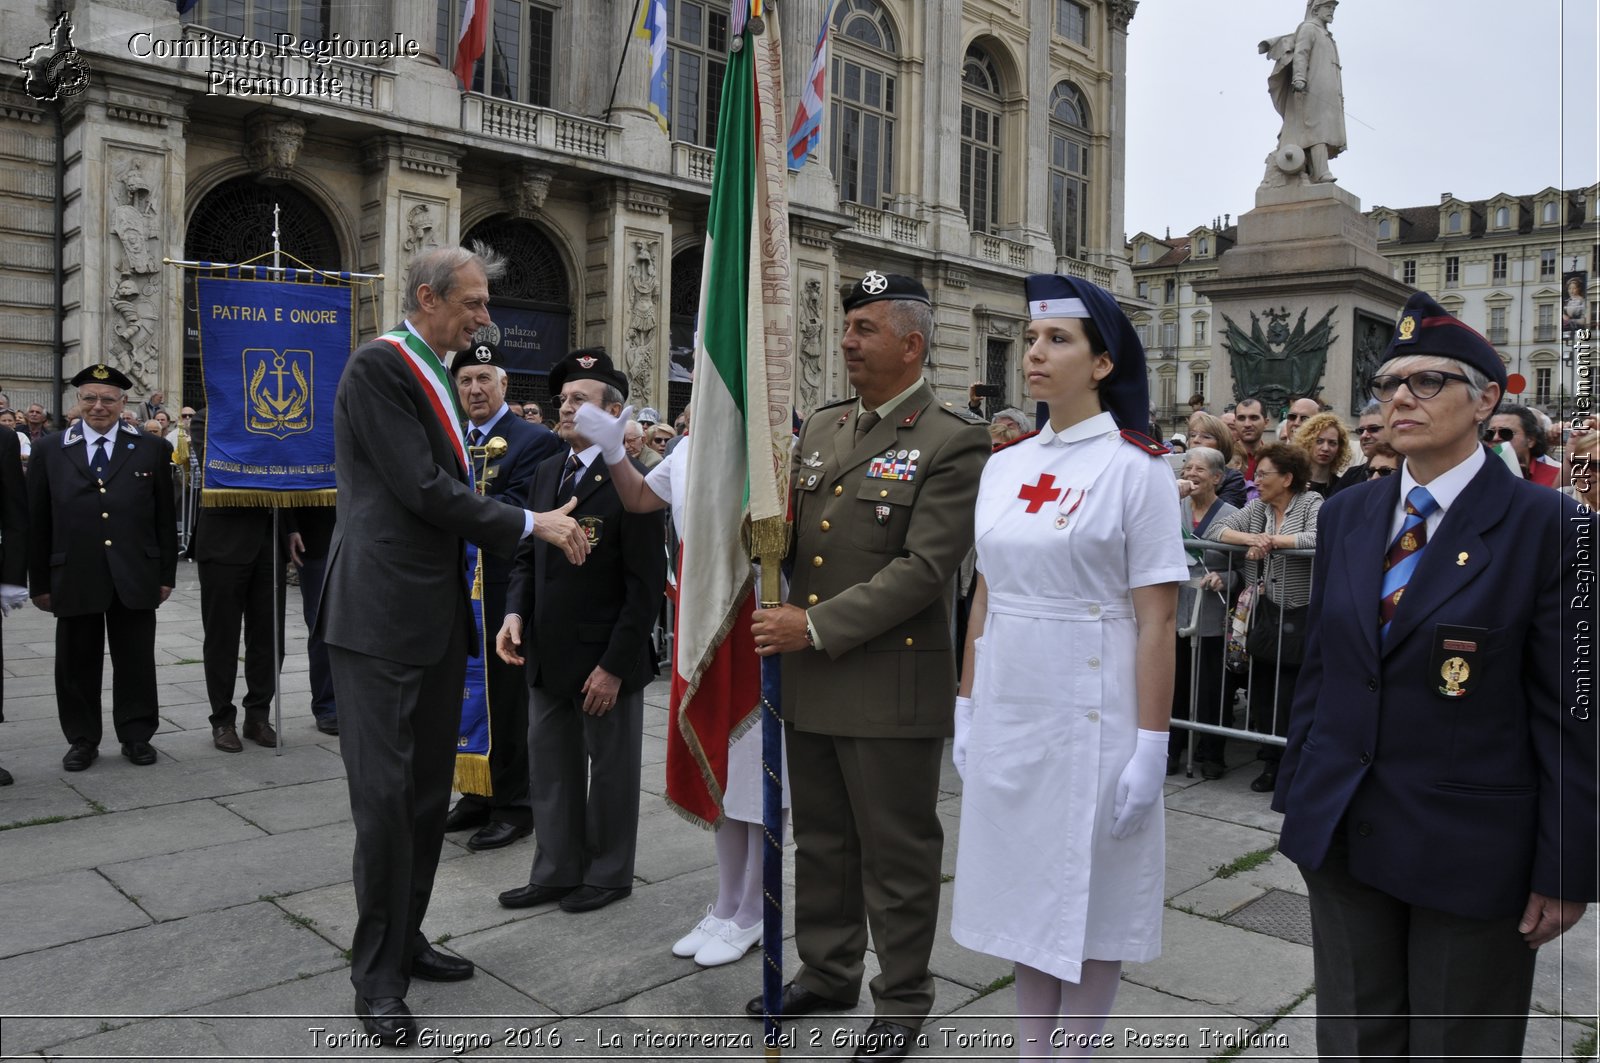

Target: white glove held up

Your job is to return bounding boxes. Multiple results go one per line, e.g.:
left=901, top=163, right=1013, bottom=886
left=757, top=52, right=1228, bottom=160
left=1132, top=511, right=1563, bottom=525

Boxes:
left=573, top=402, right=633, bottom=465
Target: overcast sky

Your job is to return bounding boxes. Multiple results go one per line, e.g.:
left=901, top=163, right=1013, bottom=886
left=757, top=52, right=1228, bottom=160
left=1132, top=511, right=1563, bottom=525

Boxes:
left=1124, top=0, right=1599, bottom=240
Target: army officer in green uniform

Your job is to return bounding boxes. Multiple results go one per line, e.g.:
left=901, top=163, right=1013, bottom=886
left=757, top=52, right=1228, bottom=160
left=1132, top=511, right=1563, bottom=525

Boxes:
left=749, top=271, right=989, bottom=1061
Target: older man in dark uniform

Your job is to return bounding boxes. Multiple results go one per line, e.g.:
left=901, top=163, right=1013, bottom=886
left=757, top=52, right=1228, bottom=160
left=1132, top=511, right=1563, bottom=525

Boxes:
left=28, top=364, right=177, bottom=771
left=318, top=245, right=590, bottom=1045
left=495, top=349, right=666, bottom=915
left=747, top=272, right=989, bottom=1061
left=444, top=341, right=562, bottom=851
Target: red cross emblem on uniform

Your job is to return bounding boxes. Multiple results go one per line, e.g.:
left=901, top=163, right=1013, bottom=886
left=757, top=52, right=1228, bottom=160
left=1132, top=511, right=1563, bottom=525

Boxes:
left=1018, top=473, right=1062, bottom=513
left=1037, top=301, right=1048, bottom=313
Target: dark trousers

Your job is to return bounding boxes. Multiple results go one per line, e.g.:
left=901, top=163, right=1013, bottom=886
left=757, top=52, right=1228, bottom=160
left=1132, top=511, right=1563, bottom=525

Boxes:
left=1300, top=834, right=1537, bottom=1060
left=1170, top=633, right=1226, bottom=764
left=199, top=553, right=284, bottom=729
left=525, top=683, right=643, bottom=889
left=786, top=725, right=944, bottom=1022
left=55, top=594, right=159, bottom=747
left=451, top=584, right=530, bottom=827
left=330, top=621, right=465, bottom=999
left=296, top=555, right=336, bottom=723
left=1248, top=656, right=1300, bottom=765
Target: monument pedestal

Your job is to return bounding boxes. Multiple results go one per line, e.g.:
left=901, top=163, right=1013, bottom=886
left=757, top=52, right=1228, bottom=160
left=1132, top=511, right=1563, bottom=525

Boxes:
left=1196, top=183, right=1413, bottom=418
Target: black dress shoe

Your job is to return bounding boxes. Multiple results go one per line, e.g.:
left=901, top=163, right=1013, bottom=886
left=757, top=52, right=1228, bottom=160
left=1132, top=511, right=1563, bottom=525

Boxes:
left=120, top=741, right=157, bottom=766
left=497, top=882, right=575, bottom=909
left=559, top=884, right=632, bottom=912
left=467, top=821, right=532, bottom=852
left=62, top=743, right=98, bottom=772
left=851, top=1019, right=917, bottom=1061
left=242, top=720, right=278, bottom=748
left=1250, top=768, right=1278, bottom=793
left=354, top=993, right=416, bottom=1047
left=0, top=763, right=12, bottom=786
left=411, top=944, right=474, bottom=982
left=314, top=716, right=339, bottom=735
left=444, top=801, right=490, bottom=833
left=1200, top=760, right=1226, bottom=780
left=745, top=980, right=855, bottom=1020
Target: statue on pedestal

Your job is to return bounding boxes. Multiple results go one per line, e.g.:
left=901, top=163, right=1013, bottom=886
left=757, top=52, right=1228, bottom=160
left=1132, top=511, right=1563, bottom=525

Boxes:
left=1259, top=0, right=1346, bottom=186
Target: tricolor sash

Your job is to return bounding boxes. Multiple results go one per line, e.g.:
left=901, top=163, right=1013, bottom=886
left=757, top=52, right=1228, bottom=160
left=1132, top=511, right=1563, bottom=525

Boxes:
left=377, top=328, right=469, bottom=476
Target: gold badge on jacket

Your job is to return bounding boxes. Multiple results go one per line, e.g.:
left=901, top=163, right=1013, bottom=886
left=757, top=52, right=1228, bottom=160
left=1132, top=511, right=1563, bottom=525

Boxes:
left=578, top=515, right=603, bottom=547
left=1430, top=624, right=1484, bottom=699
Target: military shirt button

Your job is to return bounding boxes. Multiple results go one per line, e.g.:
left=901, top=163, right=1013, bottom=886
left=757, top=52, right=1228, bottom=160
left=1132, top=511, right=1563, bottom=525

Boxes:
left=1366, top=678, right=1378, bottom=692
left=1356, top=822, right=1373, bottom=837
left=1359, top=752, right=1371, bottom=765
left=102, top=512, right=109, bottom=519
left=99, top=487, right=107, bottom=494
left=1087, top=656, right=1100, bottom=669
left=820, top=520, right=831, bottom=531
left=904, top=637, right=914, bottom=647
left=1088, top=604, right=1101, bottom=617
left=104, top=539, right=112, bottom=546
left=807, top=594, right=818, bottom=605
left=812, top=556, right=823, bottom=568
left=879, top=489, right=888, bottom=498
left=1086, top=710, right=1100, bottom=722
left=833, top=485, right=843, bottom=496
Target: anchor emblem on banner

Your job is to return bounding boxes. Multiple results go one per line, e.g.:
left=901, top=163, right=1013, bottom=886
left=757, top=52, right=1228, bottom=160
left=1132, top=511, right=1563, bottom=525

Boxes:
left=245, top=347, right=313, bottom=438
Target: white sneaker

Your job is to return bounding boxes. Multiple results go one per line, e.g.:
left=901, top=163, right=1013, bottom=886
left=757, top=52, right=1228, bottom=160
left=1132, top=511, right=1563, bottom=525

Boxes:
left=671, top=906, right=728, bottom=958
left=693, top=916, right=763, bottom=967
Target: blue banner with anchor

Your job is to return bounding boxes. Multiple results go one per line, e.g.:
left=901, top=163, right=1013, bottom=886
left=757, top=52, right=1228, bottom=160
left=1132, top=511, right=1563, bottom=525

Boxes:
left=195, top=274, right=354, bottom=503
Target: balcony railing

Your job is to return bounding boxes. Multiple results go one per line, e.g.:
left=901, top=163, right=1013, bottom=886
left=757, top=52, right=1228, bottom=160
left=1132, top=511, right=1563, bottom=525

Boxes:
left=1055, top=255, right=1116, bottom=291
left=1534, top=324, right=1557, bottom=342
left=672, top=142, right=716, bottom=184
left=844, top=202, right=928, bottom=248
left=1486, top=327, right=1509, bottom=345
left=179, top=26, right=394, bottom=113
left=462, top=95, right=619, bottom=160
left=972, top=232, right=1032, bottom=269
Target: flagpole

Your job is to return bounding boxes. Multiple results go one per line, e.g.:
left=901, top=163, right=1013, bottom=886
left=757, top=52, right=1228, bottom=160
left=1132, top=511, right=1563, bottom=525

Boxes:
left=603, top=0, right=647, bottom=124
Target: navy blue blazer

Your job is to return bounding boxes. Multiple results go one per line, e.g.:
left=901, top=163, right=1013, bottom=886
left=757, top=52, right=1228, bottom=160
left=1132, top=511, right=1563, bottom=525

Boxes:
left=470, top=409, right=561, bottom=588
left=1274, top=449, right=1596, bottom=919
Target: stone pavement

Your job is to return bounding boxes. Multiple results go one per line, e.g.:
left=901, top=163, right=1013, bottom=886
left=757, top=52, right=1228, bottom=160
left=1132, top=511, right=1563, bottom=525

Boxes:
left=0, top=564, right=1593, bottom=1061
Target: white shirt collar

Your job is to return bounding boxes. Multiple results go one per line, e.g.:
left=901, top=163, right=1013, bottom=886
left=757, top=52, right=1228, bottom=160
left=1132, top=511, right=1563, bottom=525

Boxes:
left=1036, top=410, right=1117, bottom=447
left=470, top=404, right=510, bottom=436
left=1398, top=443, right=1485, bottom=516
left=401, top=319, right=441, bottom=359
left=83, top=423, right=119, bottom=448
left=568, top=443, right=601, bottom=468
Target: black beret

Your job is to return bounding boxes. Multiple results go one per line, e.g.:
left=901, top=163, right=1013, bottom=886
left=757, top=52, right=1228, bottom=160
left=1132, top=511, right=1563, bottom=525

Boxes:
left=1382, top=291, right=1507, bottom=392
left=842, top=270, right=930, bottom=312
left=69, top=363, right=134, bottom=390
left=450, top=340, right=503, bottom=378
left=547, top=347, right=629, bottom=402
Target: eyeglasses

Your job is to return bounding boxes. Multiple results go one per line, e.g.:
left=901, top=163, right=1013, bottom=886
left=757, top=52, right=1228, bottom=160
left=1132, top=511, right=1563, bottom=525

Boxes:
left=1356, top=425, right=1383, bottom=436
left=1483, top=427, right=1517, bottom=443
left=1368, top=465, right=1396, bottom=477
left=1370, top=371, right=1474, bottom=402
left=78, top=395, right=123, bottom=408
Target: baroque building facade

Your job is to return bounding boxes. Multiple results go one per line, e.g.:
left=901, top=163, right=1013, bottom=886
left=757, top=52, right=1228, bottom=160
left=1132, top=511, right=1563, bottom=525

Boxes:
left=1, top=0, right=1139, bottom=422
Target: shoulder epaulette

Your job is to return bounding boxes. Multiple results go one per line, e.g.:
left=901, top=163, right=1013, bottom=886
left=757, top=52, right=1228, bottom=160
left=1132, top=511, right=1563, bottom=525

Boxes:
left=991, top=429, right=1039, bottom=453
left=1120, top=428, right=1169, bottom=455
left=938, top=400, right=987, bottom=425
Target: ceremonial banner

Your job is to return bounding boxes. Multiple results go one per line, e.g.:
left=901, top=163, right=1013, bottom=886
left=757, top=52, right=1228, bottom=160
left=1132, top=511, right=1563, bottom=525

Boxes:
left=195, top=273, right=354, bottom=505
left=457, top=538, right=493, bottom=795
left=667, top=7, right=794, bottom=827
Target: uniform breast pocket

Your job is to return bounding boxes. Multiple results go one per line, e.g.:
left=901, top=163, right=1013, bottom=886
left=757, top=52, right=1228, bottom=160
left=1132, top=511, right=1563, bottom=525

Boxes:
left=853, top=478, right=917, bottom=552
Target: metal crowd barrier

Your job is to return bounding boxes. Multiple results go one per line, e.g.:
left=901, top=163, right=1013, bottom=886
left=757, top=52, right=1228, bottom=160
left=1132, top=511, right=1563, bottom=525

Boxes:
left=1170, top=539, right=1317, bottom=774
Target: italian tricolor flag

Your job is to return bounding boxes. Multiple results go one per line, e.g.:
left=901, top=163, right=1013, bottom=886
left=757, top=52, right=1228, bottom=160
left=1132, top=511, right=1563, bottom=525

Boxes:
left=665, top=18, right=794, bottom=826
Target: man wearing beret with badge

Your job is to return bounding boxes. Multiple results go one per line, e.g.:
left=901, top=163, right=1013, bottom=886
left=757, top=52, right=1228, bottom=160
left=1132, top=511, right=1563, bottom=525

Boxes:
left=495, top=348, right=666, bottom=915
left=27, top=363, right=177, bottom=771
left=1274, top=291, right=1595, bottom=1058
left=747, top=271, right=989, bottom=1060
left=444, top=340, right=562, bottom=851
left=319, top=245, right=591, bottom=1045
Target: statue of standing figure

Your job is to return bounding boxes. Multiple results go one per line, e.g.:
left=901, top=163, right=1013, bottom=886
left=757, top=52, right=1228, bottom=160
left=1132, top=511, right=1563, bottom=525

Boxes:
left=1259, top=0, right=1346, bottom=186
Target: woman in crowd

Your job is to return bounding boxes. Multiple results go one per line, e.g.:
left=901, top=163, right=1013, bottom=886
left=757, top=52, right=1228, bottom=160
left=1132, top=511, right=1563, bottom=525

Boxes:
left=1171, top=445, right=1239, bottom=780
left=1185, top=411, right=1247, bottom=507
left=1363, top=441, right=1400, bottom=480
left=1562, top=429, right=1597, bottom=508
left=1293, top=412, right=1352, bottom=498
left=952, top=274, right=1188, bottom=1058
left=1204, top=441, right=1320, bottom=793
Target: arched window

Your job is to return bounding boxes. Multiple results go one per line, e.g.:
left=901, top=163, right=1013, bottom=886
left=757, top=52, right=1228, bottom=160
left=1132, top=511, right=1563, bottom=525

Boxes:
left=1377, top=218, right=1391, bottom=239
left=1542, top=201, right=1559, bottom=224
left=830, top=0, right=899, bottom=208
left=1196, top=236, right=1209, bottom=256
left=1048, top=81, right=1090, bottom=259
left=461, top=216, right=574, bottom=406
left=1494, top=205, right=1509, bottom=228
left=960, top=44, right=1004, bottom=234
left=1448, top=210, right=1461, bottom=233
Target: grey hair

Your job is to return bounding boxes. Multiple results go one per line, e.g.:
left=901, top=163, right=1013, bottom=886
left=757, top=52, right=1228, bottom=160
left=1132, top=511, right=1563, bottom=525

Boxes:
left=883, top=299, right=935, bottom=354
left=1377, top=354, right=1491, bottom=403
left=994, top=407, right=1031, bottom=430
left=601, top=384, right=625, bottom=408
left=1359, top=399, right=1382, bottom=417
left=400, top=242, right=507, bottom=315
left=1185, top=445, right=1227, bottom=476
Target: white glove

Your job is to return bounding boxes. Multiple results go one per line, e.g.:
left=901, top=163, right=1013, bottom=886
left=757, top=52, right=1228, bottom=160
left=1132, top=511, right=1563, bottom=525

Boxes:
left=574, top=402, right=633, bottom=465
left=0, top=583, right=28, bottom=618
left=1110, top=729, right=1169, bottom=840
left=952, top=696, right=974, bottom=780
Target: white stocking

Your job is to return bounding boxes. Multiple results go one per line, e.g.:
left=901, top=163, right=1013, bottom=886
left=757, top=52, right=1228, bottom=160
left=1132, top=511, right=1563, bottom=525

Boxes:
left=732, top=813, right=787, bottom=927
left=711, top=820, right=747, bottom=920
left=1013, top=962, right=1063, bottom=1061
left=1054, top=959, right=1122, bottom=1059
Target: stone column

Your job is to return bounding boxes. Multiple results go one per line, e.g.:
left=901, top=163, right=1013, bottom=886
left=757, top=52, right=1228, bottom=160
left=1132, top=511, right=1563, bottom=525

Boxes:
left=1012, top=0, right=1055, bottom=268
left=359, top=135, right=464, bottom=331
left=921, top=1, right=971, bottom=251
left=586, top=180, right=673, bottom=411
left=582, top=2, right=670, bottom=175
left=1102, top=0, right=1138, bottom=290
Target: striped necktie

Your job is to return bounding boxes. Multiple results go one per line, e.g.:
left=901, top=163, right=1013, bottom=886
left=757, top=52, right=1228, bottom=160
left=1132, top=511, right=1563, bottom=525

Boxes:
left=1379, top=485, right=1439, bottom=641
left=558, top=453, right=583, bottom=501
left=468, top=427, right=484, bottom=447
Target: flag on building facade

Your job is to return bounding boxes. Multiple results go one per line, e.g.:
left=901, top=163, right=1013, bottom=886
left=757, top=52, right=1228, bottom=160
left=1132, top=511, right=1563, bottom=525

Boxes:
left=664, top=14, right=794, bottom=826
left=787, top=1, right=835, bottom=169
left=452, top=0, right=489, bottom=88
left=635, top=0, right=670, bottom=133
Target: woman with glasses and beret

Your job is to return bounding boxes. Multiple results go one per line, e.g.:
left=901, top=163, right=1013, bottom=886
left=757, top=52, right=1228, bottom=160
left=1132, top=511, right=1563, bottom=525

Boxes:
left=952, top=274, right=1188, bottom=1055
left=1273, top=292, right=1595, bottom=1059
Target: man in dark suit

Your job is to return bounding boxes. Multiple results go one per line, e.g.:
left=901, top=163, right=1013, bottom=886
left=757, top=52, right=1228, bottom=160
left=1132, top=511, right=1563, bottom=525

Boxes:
left=283, top=505, right=337, bottom=734
left=495, top=349, right=666, bottom=915
left=444, top=341, right=562, bottom=851
left=187, top=408, right=286, bottom=752
left=0, top=424, right=28, bottom=786
left=27, top=364, right=177, bottom=771
left=317, top=245, right=590, bottom=1045
left=1275, top=292, right=1595, bottom=1058
left=746, top=272, right=989, bottom=1061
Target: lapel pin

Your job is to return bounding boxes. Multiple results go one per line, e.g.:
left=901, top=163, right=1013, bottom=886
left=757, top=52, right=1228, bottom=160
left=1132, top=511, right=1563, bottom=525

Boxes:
left=593, top=474, right=603, bottom=482
left=1456, top=551, right=1468, bottom=566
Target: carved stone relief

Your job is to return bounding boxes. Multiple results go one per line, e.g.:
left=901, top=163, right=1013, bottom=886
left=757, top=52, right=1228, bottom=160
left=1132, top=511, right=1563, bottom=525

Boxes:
left=105, top=151, right=162, bottom=392
left=502, top=165, right=554, bottom=219
left=623, top=237, right=660, bottom=401
left=402, top=202, right=440, bottom=256
left=245, top=115, right=306, bottom=181
left=797, top=277, right=825, bottom=414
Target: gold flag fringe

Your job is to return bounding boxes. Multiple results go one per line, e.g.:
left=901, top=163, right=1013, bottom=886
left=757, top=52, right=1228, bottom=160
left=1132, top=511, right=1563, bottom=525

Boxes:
left=453, top=753, right=493, bottom=797
left=201, top=489, right=336, bottom=508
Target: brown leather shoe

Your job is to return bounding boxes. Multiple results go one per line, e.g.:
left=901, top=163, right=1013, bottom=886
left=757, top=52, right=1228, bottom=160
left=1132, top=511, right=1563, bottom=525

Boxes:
left=242, top=720, right=278, bottom=748
left=212, top=726, right=243, bottom=753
